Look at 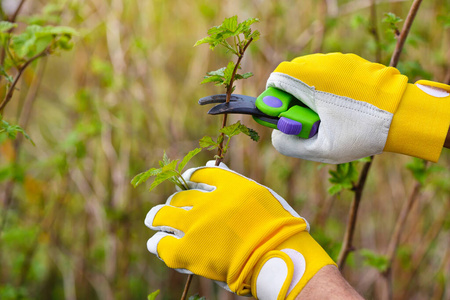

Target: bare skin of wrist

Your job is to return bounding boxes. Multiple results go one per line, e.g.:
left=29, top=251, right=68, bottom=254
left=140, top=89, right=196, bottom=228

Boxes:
left=295, top=265, right=364, bottom=300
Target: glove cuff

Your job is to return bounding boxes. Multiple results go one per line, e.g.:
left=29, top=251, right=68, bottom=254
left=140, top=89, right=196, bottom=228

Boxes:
left=384, top=80, right=450, bottom=162
left=251, top=231, right=336, bottom=300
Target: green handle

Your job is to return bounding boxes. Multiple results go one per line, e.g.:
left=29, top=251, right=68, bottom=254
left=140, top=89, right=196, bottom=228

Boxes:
left=255, top=87, right=320, bottom=138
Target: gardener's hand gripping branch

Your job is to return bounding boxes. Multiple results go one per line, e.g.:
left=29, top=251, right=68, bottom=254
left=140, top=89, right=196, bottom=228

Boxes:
left=145, top=162, right=337, bottom=299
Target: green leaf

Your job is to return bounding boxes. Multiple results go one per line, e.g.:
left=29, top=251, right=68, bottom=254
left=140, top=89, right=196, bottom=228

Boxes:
left=178, top=148, right=202, bottom=173
left=406, top=158, right=428, bottom=185
left=194, top=36, right=216, bottom=48
left=0, top=21, right=17, bottom=32
left=149, top=168, right=179, bottom=191
left=357, top=156, right=372, bottom=163
left=220, top=121, right=259, bottom=142
left=131, top=168, right=161, bottom=187
left=160, top=151, right=171, bottom=167
left=223, top=61, right=235, bottom=85
left=328, top=162, right=358, bottom=195
left=222, top=16, right=238, bottom=32
left=188, top=295, right=206, bottom=300
left=161, top=159, right=178, bottom=172
left=238, top=123, right=259, bottom=141
left=220, top=121, right=243, bottom=138
left=0, top=117, right=35, bottom=145
left=383, top=12, right=403, bottom=25
left=0, top=65, right=13, bottom=83
left=194, top=16, right=258, bottom=52
left=11, top=25, right=77, bottom=59
left=328, top=184, right=344, bottom=195
left=0, top=165, right=13, bottom=182
left=360, top=249, right=389, bottom=272
left=41, top=26, right=78, bottom=36
left=235, top=72, right=253, bottom=80
left=206, top=67, right=225, bottom=77
left=437, top=15, right=450, bottom=28
left=199, top=136, right=219, bottom=150
left=148, top=290, right=160, bottom=300
left=201, top=75, right=224, bottom=85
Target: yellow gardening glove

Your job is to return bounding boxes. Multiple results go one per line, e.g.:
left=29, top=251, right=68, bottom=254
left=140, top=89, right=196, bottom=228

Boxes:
left=268, top=53, right=450, bottom=163
left=145, top=162, right=336, bottom=299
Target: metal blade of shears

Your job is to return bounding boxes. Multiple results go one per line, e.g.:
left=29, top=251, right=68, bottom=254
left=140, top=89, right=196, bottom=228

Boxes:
left=198, top=94, right=278, bottom=124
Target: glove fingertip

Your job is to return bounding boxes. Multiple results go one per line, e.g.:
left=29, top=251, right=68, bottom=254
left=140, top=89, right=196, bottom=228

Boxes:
left=145, top=204, right=164, bottom=229
left=147, top=231, right=169, bottom=257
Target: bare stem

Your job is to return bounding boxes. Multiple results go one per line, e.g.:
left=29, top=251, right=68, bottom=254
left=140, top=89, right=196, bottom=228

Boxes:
left=0, top=0, right=27, bottom=85
left=181, top=274, right=193, bottom=300
left=0, top=47, right=50, bottom=112
left=337, top=0, right=423, bottom=272
left=369, top=0, right=381, bottom=63
left=381, top=161, right=428, bottom=300
left=389, top=0, right=423, bottom=67
left=337, top=156, right=373, bottom=270
left=215, top=38, right=253, bottom=166
left=186, top=36, right=255, bottom=298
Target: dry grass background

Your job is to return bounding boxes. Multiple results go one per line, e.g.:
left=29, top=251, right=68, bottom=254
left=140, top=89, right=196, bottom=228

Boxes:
left=0, top=0, right=449, bottom=299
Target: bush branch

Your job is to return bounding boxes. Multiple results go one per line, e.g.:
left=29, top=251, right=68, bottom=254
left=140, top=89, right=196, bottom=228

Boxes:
left=0, top=47, right=50, bottom=112
left=215, top=38, right=253, bottom=166
left=337, top=0, right=423, bottom=271
left=181, top=274, right=193, bottom=300
left=337, top=156, right=373, bottom=269
left=389, top=0, right=423, bottom=67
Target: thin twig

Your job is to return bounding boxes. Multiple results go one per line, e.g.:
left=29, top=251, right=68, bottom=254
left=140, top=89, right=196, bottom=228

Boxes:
left=0, top=58, right=46, bottom=237
left=400, top=199, right=449, bottom=299
left=8, top=0, right=27, bottom=23
left=337, top=156, right=373, bottom=269
left=0, top=47, right=50, bottom=112
left=369, top=0, right=381, bottom=63
left=337, top=0, right=423, bottom=271
left=0, top=0, right=27, bottom=85
left=215, top=38, right=253, bottom=166
left=381, top=161, right=428, bottom=299
left=389, top=0, right=423, bottom=67
left=181, top=274, right=193, bottom=300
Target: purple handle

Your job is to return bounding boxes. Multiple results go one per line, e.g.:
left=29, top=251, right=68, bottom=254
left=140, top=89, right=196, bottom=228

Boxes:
left=309, top=121, right=320, bottom=138
left=278, top=117, right=302, bottom=135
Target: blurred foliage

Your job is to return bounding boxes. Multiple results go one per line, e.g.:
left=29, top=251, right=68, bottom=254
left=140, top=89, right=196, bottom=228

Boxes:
left=0, top=0, right=449, bottom=300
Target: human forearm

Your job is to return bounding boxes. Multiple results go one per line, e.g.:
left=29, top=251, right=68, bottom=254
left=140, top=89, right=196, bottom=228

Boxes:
left=296, top=265, right=364, bottom=300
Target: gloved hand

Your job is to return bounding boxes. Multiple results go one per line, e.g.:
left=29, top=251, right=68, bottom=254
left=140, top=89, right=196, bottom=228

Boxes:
left=145, top=162, right=336, bottom=300
left=268, top=53, right=450, bottom=164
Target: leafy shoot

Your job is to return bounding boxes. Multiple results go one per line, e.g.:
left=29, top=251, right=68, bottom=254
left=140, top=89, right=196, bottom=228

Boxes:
left=131, top=148, right=201, bottom=191
left=199, top=120, right=259, bottom=159
left=0, top=114, right=35, bottom=145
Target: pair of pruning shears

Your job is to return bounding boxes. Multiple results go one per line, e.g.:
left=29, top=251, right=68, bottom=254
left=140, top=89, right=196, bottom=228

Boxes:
left=199, top=87, right=320, bottom=138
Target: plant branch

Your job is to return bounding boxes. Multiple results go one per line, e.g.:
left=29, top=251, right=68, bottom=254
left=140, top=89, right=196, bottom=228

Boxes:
left=337, top=156, right=373, bottom=269
left=369, top=0, right=381, bottom=63
left=181, top=274, right=193, bottom=300
left=337, top=0, right=423, bottom=271
left=389, top=0, right=423, bottom=67
left=0, top=47, right=50, bottom=112
left=0, top=0, right=27, bottom=84
left=380, top=161, right=428, bottom=299
left=8, top=0, right=27, bottom=23
left=215, top=38, right=253, bottom=166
